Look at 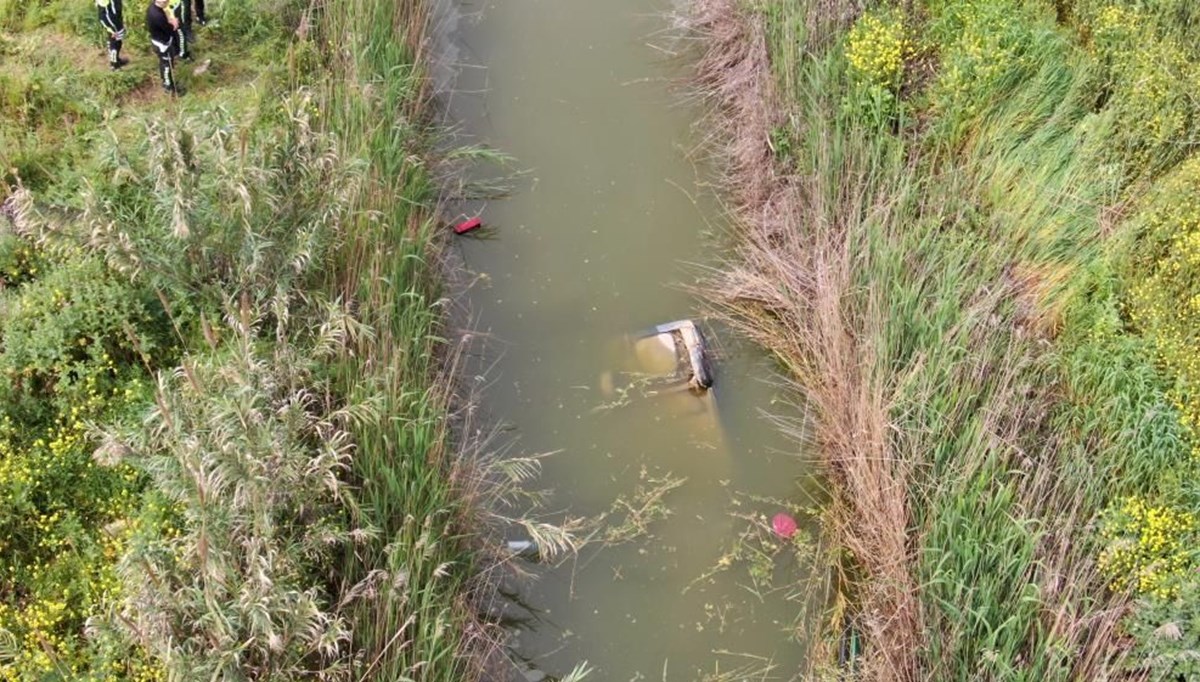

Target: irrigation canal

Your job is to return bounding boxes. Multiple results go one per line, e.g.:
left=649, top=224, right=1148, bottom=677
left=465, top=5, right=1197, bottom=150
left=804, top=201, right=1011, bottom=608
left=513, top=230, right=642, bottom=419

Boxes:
left=441, top=1, right=820, bottom=678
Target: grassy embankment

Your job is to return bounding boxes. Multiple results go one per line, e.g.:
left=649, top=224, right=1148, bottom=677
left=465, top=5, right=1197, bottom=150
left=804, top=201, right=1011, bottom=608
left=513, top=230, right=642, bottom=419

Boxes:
left=0, top=0, right=510, bottom=679
left=693, top=0, right=1200, bottom=678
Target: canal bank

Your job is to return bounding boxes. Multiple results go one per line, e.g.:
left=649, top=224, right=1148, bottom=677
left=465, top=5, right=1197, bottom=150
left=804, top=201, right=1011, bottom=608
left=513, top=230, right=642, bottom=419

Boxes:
left=688, top=0, right=1200, bottom=678
left=438, top=1, right=823, bottom=679
left=0, top=0, right=515, bottom=678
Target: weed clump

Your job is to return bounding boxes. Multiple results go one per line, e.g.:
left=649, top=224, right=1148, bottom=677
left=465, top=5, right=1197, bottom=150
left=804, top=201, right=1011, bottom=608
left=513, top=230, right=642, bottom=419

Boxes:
left=1098, top=496, right=1195, bottom=599
left=1078, top=0, right=1200, bottom=173
left=1127, top=158, right=1200, bottom=454
left=845, top=9, right=910, bottom=92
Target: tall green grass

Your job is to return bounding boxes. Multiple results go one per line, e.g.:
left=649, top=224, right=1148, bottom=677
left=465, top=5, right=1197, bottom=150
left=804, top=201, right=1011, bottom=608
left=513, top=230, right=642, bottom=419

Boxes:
left=0, top=0, right=509, bottom=678
left=314, top=1, right=493, bottom=678
left=697, top=0, right=1198, bottom=677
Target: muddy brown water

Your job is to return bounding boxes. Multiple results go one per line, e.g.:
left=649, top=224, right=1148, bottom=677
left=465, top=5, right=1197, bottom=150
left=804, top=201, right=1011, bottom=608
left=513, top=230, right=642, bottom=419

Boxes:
left=438, top=1, right=822, bottom=679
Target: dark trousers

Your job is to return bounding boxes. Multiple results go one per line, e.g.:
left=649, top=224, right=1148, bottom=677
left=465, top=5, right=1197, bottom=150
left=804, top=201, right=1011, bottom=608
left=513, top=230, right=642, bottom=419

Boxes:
left=98, top=5, right=124, bottom=66
left=108, top=35, right=123, bottom=65
left=171, top=1, right=191, bottom=58
left=151, top=36, right=176, bottom=91
left=194, top=0, right=205, bottom=23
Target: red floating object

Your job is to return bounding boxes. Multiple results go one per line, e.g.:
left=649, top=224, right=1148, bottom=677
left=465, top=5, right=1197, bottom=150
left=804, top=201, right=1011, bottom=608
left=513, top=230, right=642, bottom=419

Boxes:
left=454, top=217, right=482, bottom=234
left=772, top=512, right=798, bottom=539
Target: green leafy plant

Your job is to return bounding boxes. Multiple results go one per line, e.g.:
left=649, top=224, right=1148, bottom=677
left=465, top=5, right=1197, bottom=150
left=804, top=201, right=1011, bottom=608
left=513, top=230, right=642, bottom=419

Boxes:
left=98, top=308, right=371, bottom=680
left=1098, top=496, right=1196, bottom=599
left=842, top=7, right=912, bottom=124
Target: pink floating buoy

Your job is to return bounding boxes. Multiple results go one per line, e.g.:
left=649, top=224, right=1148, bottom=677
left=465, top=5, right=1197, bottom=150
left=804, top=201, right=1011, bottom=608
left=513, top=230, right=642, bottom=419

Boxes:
left=772, top=512, right=798, bottom=539
left=454, top=217, right=482, bottom=234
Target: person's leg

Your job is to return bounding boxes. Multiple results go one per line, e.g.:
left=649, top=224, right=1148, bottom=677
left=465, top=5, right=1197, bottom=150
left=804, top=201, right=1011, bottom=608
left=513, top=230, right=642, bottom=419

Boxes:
left=194, top=0, right=205, bottom=25
left=180, top=1, right=194, bottom=59
left=110, top=0, right=125, bottom=66
left=99, top=6, right=123, bottom=69
left=175, top=25, right=189, bottom=59
left=152, top=39, right=176, bottom=92
left=170, top=2, right=190, bottom=59
left=98, top=6, right=112, bottom=66
left=108, top=33, right=124, bottom=69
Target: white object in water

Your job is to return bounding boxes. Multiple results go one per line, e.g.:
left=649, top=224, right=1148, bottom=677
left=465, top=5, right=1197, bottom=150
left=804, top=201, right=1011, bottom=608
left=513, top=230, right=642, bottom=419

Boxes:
left=646, top=319, right=713, bottom=391
left=506, top=539, right=539, bottom=559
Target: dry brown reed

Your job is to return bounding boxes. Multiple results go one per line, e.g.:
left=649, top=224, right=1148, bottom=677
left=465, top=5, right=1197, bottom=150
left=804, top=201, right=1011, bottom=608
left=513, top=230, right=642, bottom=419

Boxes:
left=684, top=1, right=923, bottom=678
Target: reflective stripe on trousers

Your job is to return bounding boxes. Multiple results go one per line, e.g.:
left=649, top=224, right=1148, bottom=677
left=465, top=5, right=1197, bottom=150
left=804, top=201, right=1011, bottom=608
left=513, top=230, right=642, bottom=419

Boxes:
left=98, top=6, right=124, bottom=37
left=151, top=38, right=174, bottom=89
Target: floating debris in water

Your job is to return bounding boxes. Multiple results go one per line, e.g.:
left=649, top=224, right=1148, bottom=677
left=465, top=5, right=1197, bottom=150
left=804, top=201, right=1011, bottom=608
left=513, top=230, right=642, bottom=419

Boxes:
left=454, top=216, right=483, bottom=234
left=505, top=539, right=539, bottom=560
left=630, top=319, right=713, bottom=393
left=772, top=512, right=797, bottom=539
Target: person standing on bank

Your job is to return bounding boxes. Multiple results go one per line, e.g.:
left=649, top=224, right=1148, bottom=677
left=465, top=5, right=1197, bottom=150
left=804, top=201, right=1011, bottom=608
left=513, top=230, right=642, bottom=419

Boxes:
left=97, top=0, right=127, bottom=70
left=193, top=0, right=206, bottom=26
left=168, top=0, right=192, bottom=60
left=146, top=0, right=179, bottom=93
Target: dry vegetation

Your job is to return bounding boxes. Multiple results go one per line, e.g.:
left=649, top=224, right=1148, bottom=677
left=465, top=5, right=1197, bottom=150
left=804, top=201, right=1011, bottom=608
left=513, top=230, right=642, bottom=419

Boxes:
left=687, top=1, right=923, bottom=676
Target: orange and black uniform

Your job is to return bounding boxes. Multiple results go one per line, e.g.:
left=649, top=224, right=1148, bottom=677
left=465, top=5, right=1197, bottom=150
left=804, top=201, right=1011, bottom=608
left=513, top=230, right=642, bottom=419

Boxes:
left=146, top=1, right=176, bottom=92
left=96, top=0, right=126, bottom=70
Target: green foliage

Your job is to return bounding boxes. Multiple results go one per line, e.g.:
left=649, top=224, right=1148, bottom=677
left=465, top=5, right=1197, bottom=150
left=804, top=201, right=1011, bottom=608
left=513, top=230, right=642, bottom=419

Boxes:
left=318, top=2, right=491, bottom=678
left=0, top=0, right=453, bottom=679
left=0, top=256, right=159, bottom=420
left=1098, top=496, right=1195, bottom=599
left=217, top=0, right=302, bottom=44
left=925, top=0, right=1059, bottom=132
left=1123, top=576, right=1200, bottom=680
left=1075, top=1, right=1200, bottom=173
left=768, top=124, right=794, bottom=164
left=1099, top=107, right=1200, bottom=677
left=82, top=95, right=363, bottom=327
left=845, top=8, right=911, bottom=90
left=287, top=38, right=324, bottom=86
left=1055, top=266, right=1188, bottom=496
left=1073, top=0, right=1200, bottom=51
left=0, top=30, right=139, bottom=197
left=101, top=314, right=368, bottom=680
left=0, top=66, right=98, bottom=137
left=0, top=0, right=93, bottom=36
left=0, top=243, right=161, bottom=680
left=1105, top=39, right=1198, bottom=170
left=1126, top=158, right=1200, bottom=453
left=842, top=7, right=911, bottom=126
left=751, top=0, right=1200, bottom=676
left=0, top=234, right=46, bottom=287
